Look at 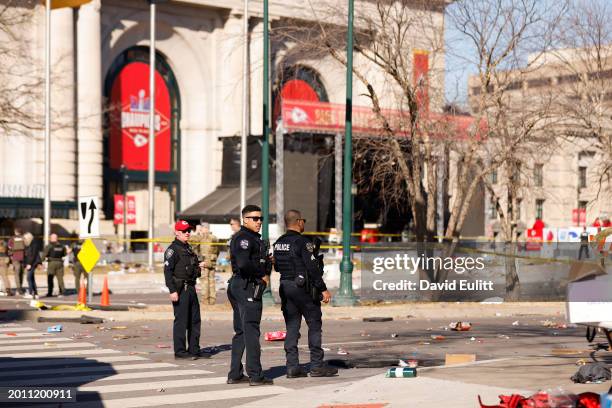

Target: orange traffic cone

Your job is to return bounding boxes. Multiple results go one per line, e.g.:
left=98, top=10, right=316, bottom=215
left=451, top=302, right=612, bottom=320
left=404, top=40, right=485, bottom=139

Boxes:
left=100, top=276, right=110, bottom=307
left=78, top=283, right=87, bottom=305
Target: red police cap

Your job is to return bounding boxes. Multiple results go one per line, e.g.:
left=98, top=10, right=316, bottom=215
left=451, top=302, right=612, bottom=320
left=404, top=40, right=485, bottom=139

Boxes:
left=174, top=220, right=191, bottom=232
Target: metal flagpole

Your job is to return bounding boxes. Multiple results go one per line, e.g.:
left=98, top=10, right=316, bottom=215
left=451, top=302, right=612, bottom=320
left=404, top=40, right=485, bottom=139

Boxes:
left=43, top=0, right=51, bottom=247
left=240, top=0, right=249, bottom=211
left=147, top=0, right=156, bottom=270
left=333, top=0, right=357, bottom=306
left=261, top=0, right=270, bottom=241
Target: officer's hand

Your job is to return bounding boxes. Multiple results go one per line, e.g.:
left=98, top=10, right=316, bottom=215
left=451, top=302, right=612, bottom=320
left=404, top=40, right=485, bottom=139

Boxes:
left=169, top=292, right=179, bottom=302
left=199, top=261, right=210, bottom=269
left=261, top=275, right=270, bottom=286
left=25, top=265, right=31, bottom=271
left=321, top=290, right=331, bottom=303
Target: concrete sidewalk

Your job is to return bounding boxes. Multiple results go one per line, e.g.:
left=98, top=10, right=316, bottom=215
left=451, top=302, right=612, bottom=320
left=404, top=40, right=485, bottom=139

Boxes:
left=235, top=371, right=530, bottom=408
left=0, top=300, right=567, bottom=322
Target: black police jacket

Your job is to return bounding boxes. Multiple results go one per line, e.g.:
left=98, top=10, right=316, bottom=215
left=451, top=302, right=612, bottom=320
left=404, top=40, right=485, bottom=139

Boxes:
left=44, top=242, right=66, bottom=261
left=273, top=230, right=327, bottom=292
left=230, top=226, right=270, bottom=279
left=164, top=239, right=201, bottom=293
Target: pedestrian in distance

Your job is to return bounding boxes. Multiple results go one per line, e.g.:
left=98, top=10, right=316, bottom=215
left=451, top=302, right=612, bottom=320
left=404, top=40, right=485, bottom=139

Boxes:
left=70, top=238, right=88, bottom=295
left=23, top=232, right=41, bottom=299
left=578, top=226, right=590, bottom=260
left=8, top=228, right=26, bottom=295
left=164, top=220, right=211, bottom=360
left=229, top=217, right=241, bottom=234
left=0, top=238, right=11, bottom=296
left=193, top=222, right=219, bottom=305
left=43, top=233, right=67, bottom=297
left=226, top=205, right=274, bottom=386
left=273, top=209, right=337, bottom=378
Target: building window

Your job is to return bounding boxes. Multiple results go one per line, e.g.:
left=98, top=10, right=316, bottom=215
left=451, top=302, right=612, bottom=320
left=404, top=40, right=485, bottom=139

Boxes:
left=489, top=198, right=497, bottom=220
left=579, top=166, right=587, bottom=188
left=516, top=198, right=522, bottom=219
left=578, top=200, right=587, bottom=210
left=491, top=169, right=497, bottom=184
left=527, top=77, right=552, bottom=88
left=535, top=199, right=545, bottom=220
left=534, top=164, right=543, bottom=187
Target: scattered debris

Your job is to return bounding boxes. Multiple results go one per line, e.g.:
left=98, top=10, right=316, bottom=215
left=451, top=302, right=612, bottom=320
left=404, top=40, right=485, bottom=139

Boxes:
left=38, top=315, right=103, bottom=324
left=46, top=325, right=62, bottom=333
left=156, top=344, right=170, bottom=349
left=391, top=333, right=398, bottom=338
left=264, top=331, right=286, bottom=341
left=110, top=326, right=128, bottom=330
left=512, top=321, right=520, bottom=326
left=363, top=317, right=393, bottom=322
left=571, top=362, right=611, bottom=384
left=469, top=337, right=476, bottom=341
left=4, top=333, right=17, bottom=336
left=337, top=348, right=349, bottom=355
left=430, top=335, right=445, bottom=341
left=445, top=353, right=476, bottom=366
left=449, top=322, right=472, bottom=331
left=496, top=334, right=510, bottom=340
left=386, top=367, right=417, bottom=378
left=43, top=342, right=57, bottom=347
left=480, top=297, right=503, bottom=304
left=360, top=331, right=370, bottom=337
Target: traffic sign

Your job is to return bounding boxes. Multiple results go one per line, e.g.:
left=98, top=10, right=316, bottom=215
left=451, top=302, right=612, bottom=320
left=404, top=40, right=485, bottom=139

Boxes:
left=78, top=196, right=100, bottom=238
left=77, top=238, right=100, bottom=273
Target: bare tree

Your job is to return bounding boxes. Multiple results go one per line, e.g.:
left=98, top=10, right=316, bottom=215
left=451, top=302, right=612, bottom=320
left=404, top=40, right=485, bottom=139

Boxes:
left=0, top=1, right=43, bottom=135
left=452, top=0, right=566, bottom=299
left=553, top=0, right=612, bottom=196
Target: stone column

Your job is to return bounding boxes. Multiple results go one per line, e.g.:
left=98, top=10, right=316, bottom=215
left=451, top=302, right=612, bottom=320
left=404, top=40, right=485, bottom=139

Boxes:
left=219, top=12, right=244, bottom=137
left=76, top=0, right=103, bottom=200
left=50, top=7, right=76, bottom=201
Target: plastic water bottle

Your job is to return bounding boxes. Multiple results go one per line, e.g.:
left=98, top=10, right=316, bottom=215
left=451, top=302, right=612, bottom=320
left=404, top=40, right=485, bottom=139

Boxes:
left=385, top=367, right=417, bottom=378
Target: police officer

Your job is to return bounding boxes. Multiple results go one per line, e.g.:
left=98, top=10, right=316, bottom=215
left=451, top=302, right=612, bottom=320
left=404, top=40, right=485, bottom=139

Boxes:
left=164, top=220, right=211, bottom=360
left=71, top=239, right=88, bottom=294
left=273, top=209, right=337, bottom=378
left=227, top=205, right=273, bottom=386
left=43, top=233, right=66, bottom=297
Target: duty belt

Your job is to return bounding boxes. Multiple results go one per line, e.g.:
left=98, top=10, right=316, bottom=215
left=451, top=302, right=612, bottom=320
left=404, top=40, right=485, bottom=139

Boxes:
left=279, top=275, right=297, bottom=281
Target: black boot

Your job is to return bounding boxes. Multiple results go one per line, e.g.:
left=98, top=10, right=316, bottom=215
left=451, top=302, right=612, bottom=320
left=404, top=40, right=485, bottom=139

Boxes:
left=310, top=365, right=338, bottom=377
left=286, top=367, right=308, bottom=378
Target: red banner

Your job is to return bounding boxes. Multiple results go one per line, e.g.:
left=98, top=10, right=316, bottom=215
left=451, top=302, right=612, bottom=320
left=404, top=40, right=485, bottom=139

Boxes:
left=413, top=50, right=429, bottom=112
left=109, top=62, right=171, bottom=171
left=281, top=99, right=482, bottom=138
left=572, top=208, right=586, bottom=226
left=114, top=194, right=136, bottom=225
left=526, top=228, right=543, bottom=251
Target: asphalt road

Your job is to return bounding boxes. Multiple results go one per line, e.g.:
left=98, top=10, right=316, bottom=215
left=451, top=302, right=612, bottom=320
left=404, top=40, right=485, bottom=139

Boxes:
left=1, top=308, right=610, bottom=407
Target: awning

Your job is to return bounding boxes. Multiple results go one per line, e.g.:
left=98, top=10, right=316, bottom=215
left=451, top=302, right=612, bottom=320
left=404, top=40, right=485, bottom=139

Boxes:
left=180, top=186, right=276, bottom=224
left=0, top=198, right=76, bottom=219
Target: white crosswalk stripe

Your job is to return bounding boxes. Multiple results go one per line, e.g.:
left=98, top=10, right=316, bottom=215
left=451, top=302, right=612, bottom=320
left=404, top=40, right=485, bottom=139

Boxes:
left=0, top=362, right=177, bottom=378
left=0, top=341, right=96, bottom=352
left=0, top=336, right=72, bottom=345
left=0, top=327, right=35, bottom=332
left=0, top=323, right=291, bottom=407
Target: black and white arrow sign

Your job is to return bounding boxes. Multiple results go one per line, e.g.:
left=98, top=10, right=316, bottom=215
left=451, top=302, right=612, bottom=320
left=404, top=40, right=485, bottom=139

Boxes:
left=78, top=196, right=100, bottom=238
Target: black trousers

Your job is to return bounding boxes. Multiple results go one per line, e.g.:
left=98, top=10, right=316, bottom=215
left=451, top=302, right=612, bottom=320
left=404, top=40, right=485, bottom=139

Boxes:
left=279, top=280, right=324, bottom=370
left=172, top=285, right=201, bottom=354
left=578, top=245, right=589, bottom=260
left=227, top=275, right=264, bottom=381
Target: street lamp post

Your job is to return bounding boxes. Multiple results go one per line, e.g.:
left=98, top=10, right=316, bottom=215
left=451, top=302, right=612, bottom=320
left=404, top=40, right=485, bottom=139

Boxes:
left=43, top=0, right=51, bottom=247
left=147, top=0, right=157, bottom=271
left=120, top=165, right=128, bottom=253
left=333, top=0, right=357, bottom=306
left=261, top=0, right=274, bottom=305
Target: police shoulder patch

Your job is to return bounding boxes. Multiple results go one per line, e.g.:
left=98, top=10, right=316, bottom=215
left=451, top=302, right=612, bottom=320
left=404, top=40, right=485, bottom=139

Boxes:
left=240, top=239, right=249, bottom=249
left=305, top=242, right=314, bottom=253
left=165, top=248, right=174, bottom=260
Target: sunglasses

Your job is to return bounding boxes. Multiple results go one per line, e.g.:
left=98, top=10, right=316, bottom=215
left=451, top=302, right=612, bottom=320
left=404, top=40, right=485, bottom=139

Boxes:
left=245, top=216, right=264, bottom=222
left=297, top=218, right=307, bottom=224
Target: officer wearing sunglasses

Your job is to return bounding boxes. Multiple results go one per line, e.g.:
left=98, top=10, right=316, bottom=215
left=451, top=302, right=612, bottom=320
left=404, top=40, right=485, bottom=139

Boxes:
left=226, top=205, right=274, bottom=386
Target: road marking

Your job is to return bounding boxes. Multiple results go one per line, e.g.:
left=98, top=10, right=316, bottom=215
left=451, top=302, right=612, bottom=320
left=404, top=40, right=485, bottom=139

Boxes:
left=5, top=348, right=120, bottom=358
left=0, top=337, right=72, bottom=345
left=263, top=338, right=402, bottom=350
left=0, top=341, right=96, bottom=352
left=1, top=369, right=213, bottom=387
left=73, top=386, right=292, bottom=408
left=0, top=355, right=147, bottom=369
left=80, top=377, right=230, bottom=393
left=0, top=327, right=35, bottom=332
left=0, top=362, right=178, bottom=378
left=1, top=332, right=57, bottom=338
